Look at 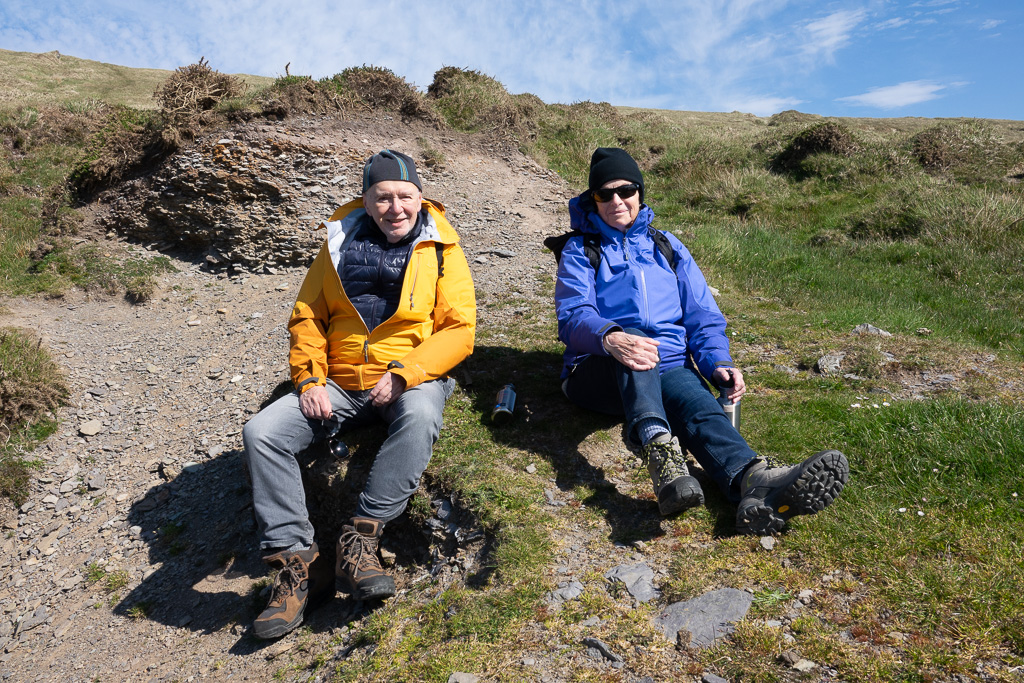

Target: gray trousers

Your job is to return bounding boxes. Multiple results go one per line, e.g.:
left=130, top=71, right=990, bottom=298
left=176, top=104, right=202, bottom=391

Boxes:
left=242, top=377, right=454, bottom=551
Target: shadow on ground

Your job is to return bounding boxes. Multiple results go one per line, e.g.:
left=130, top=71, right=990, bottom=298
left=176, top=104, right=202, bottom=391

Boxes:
left=116, top=383, right=494, bottom=652
left=460, top=345, right=738, bottom=543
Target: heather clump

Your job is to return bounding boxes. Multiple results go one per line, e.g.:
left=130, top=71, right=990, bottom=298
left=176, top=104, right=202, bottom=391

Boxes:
left=428, top=67, right=527, bottom=135
left=911, top=119, right=1020, bottom=184
left=770, top=121, right=859, bottom=175
left=325, top=65, right=435, bottom=120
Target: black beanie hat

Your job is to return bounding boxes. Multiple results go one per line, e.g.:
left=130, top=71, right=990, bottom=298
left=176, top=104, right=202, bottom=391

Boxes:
left=588, top=147, right=644, bottom=203
left=362, top=149, right=422, bottom=193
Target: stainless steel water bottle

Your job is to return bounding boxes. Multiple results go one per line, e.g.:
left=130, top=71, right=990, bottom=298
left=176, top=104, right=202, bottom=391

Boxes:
left=717, top=378, right=741, bottom=432
left=491, top=384, right=516, bottom=425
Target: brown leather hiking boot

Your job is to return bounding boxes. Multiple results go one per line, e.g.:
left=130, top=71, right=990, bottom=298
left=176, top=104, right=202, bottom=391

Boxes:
left=253, top=542, right=333, bottom=639
left=336, top=517, right=396, bottom=601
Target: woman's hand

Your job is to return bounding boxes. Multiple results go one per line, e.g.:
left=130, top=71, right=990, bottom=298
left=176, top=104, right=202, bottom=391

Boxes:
left=713, top=367, right=746, bottom=402
left=603, top=331, right=660, bottom=371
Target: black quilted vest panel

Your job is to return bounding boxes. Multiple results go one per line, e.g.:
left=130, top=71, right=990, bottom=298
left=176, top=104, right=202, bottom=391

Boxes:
left=339, top=217, right=420, bottom=331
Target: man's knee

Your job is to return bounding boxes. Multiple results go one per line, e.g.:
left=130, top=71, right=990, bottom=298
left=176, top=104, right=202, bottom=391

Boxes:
left=391, top=384, right=447, bottom=433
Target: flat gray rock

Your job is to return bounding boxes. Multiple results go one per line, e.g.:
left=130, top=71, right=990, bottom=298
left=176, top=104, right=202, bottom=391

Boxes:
left=78, top=420, right=103, bottom=436
left=852, top=323, right=891, bottom=337
left=654, top=588, right=753, bottom=647
left=546, top=580, right=584, bottom=604
left=816, top=353, right=845, bottom=376
left=605, top=563, right=660, bottom=603
left=703, top=674, right=730, bottom=683
left=581, top=637, right=622, bottom=662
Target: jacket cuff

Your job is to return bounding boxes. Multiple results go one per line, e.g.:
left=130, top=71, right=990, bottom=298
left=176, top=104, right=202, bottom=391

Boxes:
left=297, top=376, right=325, bottom=392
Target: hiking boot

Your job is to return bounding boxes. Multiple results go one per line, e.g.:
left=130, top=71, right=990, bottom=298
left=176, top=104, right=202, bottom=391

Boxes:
left=253, top=542, right=333, bottom=639
left=735, top=450, right=849, bottom=536
left=642, top=436, right=704, bottom=516
left=336, top=517, right=396, bottom=601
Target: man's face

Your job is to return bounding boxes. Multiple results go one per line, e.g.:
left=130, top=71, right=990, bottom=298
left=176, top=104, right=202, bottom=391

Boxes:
left=363, top=180, right=422, bottom=243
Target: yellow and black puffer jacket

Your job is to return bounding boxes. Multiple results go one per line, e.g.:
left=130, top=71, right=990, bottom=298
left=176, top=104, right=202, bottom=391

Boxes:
left=288, top=198, right=476, bottom=392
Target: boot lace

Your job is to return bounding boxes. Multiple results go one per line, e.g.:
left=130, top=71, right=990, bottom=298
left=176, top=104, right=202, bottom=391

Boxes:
left=339, top=528, right=382, bottom=575
left=268, top=556, right=308, bottom=606
left=644, top=440, right=688, bottom=485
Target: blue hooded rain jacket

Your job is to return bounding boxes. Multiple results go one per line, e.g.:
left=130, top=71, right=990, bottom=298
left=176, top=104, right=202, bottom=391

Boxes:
left=555, top=195, right=734, bottom=380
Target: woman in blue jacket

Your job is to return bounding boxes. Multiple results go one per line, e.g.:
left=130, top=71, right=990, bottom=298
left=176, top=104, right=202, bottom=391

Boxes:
left=555, top=148, right=848, bottom=535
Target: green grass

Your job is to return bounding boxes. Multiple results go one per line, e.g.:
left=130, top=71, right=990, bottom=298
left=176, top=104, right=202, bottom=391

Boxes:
left=0, top=327, right=66, bottom=505
left=0, top=47, right=271, bottom=110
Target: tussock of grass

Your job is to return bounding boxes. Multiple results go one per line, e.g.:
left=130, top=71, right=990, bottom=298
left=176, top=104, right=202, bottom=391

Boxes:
left=0, top=327, right=66, bottom=505
left=428, top=67, right=534, bottom=136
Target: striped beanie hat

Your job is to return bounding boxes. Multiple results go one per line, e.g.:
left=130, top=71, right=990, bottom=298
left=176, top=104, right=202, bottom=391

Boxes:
left=362, top=149, right=422, bottom=193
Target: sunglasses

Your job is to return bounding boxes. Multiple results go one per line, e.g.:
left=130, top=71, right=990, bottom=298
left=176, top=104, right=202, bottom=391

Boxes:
left=592, top=184, right=640, bottom=203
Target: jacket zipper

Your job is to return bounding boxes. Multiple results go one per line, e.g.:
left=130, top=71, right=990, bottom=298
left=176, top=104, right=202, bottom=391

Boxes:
left=408, top=250, right=420, bottom=310
left=363, top=339, right=369, bottom=363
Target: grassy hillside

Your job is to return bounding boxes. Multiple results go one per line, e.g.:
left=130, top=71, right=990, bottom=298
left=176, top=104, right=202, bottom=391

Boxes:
left=0, top=48, right=271, bottom=109
left=2, top=53, right=1023, bottom=681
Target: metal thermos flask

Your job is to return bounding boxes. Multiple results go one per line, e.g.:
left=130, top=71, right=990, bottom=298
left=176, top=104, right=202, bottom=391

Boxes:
left=717, top=379, right=741, bottom=432
left=491, top=384, right=516, bottom=425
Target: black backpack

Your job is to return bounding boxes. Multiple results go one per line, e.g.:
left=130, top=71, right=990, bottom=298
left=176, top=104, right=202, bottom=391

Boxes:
left=543, top=227, right=678, bottom=271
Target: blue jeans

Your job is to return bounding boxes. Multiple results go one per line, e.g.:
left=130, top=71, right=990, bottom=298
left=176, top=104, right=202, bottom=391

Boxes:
left=242, top=377, right=454, bottom=550
left=564, top=341, right=756, bottom=502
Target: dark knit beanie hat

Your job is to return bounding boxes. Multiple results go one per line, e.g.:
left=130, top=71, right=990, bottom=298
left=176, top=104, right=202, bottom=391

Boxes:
left=588, top=147, right=644, bottom=203
left=362, top=149, right=422, bottom=193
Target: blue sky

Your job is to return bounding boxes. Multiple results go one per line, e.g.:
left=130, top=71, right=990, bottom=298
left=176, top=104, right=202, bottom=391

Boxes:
left=1, top=0, right=1020, bottom=119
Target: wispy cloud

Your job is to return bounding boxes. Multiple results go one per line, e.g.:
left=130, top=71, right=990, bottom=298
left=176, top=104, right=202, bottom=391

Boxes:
left=980, top=19, right=1004, bottom=30
left=801, top=9, right=867, bottom=62
left=837, top=80, right=948, bottom=108
left=722, top=94, right=804, bottom=117
left=876, top=17, right=911, bottom=30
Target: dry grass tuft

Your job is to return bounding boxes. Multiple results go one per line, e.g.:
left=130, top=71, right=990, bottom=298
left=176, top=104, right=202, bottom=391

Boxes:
left=0, top=327, right=66, bottom=434
left=155, top=57, right=245, bottom=132
left=910, top=119, right=1020, bottom=183
left=771, top=121, right=859, bottom=173
left=428, top=67, right=528, bottom=135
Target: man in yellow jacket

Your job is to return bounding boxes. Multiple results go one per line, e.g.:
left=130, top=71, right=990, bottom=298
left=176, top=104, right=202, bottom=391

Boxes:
left=242, top=150, right=476, bottom=639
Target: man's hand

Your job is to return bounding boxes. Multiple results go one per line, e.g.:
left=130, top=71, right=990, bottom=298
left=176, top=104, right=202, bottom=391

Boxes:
left=298, top=385, right=333, bottom=420
left=603, top=331, right=660, bottom=371
left=713, top=367, right=746, bottom=402
left=370, top=372, right=407, bottom=407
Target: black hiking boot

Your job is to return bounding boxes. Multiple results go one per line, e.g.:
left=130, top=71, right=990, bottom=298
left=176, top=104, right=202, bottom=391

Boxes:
left=735, top=450, right=849, bottom=536
left=642, top=436, right=704, bottom=516
left=336, top=517, right=396, bottom=601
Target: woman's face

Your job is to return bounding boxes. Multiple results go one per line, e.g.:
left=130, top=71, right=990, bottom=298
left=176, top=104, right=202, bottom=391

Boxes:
left=595, top=179, right=641, bottom=231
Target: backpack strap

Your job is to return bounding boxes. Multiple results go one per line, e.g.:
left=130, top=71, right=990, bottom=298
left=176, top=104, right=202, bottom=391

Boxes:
left=545, top=227, right=676, bottom=272
left=543, top=230, right=601, bottom=270
left=648, top=227, right=677, bottom=270
left=581, top=233, right=601, bottom=271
